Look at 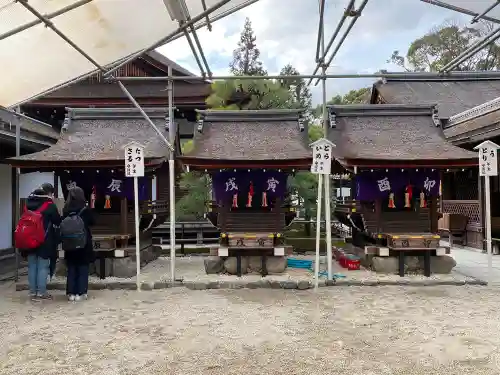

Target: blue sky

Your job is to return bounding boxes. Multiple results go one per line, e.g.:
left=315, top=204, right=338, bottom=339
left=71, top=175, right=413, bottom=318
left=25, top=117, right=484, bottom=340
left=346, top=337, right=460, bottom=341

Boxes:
left=158, top=0, right=476, bottom=105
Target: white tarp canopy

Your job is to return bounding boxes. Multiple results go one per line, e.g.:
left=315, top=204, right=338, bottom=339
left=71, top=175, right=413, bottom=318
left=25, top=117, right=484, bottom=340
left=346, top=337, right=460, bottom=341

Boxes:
left=0, top=0, right=247, bottom=108
left=422, top=0, right=500, bottom=22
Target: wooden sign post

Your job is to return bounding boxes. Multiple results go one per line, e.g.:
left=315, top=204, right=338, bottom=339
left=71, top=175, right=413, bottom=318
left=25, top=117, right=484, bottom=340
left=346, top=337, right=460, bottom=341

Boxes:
left=310, top=138, right=335, bottom=290
left=474, top=140, right=499, bottom=286
left=124, top=141, right=145, bottom=291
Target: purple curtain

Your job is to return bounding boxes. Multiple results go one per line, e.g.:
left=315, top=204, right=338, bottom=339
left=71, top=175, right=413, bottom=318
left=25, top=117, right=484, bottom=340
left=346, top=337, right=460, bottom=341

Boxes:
left=60, top=171, right=148, bottom=201
left=355, top=170, right=440, bottom=200
left=212, top=170, right=287, bottom=202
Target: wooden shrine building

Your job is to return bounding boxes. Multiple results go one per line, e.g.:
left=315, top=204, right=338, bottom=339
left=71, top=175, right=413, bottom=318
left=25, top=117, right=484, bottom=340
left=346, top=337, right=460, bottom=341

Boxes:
left=330, top=104, right=477, bottom=276
left=178, top=109, right=311, bottom=276
left=370, top=75, right=500, bottom=248
left=8, top=107, right=178, bottom=278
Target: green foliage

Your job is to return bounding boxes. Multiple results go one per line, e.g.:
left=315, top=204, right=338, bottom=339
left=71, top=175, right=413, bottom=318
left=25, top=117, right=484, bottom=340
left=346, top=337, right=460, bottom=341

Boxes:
left=175, top=171, right=211, bottom=220
left=313, top=87, right=370, bottom=117
left=180, top=139, right=193, bottom=154
left=207, top=79, right=293, bottom=110
left=229, top=17, right=267, bottom=76
left=387, top=20, right=500, bottom=71
left=308, top=125, right=323, bottom=142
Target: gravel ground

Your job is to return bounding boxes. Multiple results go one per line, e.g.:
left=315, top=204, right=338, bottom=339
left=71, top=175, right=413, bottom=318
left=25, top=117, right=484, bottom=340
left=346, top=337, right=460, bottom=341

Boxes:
left=39, top=256, right=478, bottom=287
left=1, top=283, right=500, bottom=375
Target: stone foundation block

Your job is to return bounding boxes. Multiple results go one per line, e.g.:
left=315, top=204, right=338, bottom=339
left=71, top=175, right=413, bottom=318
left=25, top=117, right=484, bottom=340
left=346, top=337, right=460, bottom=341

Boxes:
left=204, top=256, right=225, bottom=274
left=224, top=257, right=249, bottom=275
left=266, top=256, right=287, bottom=274
left=421, top=255, right=456, bottom=274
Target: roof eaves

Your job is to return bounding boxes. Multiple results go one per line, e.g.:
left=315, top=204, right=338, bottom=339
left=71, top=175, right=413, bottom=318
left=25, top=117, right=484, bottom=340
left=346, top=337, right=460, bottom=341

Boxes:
left=446, top=96, right=500, bottom=128
left=328, top=104, right=436, bottom=117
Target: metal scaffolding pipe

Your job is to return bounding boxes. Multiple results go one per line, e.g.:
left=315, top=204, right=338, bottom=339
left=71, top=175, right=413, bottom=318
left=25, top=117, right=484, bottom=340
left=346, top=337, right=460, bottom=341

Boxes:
left=169, top=0, right=261, bottom=42
left=116, top=81, right=174, bottom=151
left=0, top=0, right=94, bottom=42
left=315, top=0, right=326, bottom=63
left=308, top=0, right=355, bottom=85
left=17, top=0, right=104, bottom=72
left=167, top=66, right=176, bottom=282
left=441, top=25, right=500, bottom=72
left=103, top=0, right=233, bottom=78
left=200, top=0, right=213, bottom=31
left=182, top=28, right=207, bottom=77
left=113, top=70, right=500, bottom=81
left=420, top=0, right=500, bottom=24
left=472, top=0, right=500, bottom=23
left=188, top=24, right=212, bottom=77
left=314, top=0, right=370, bottom=86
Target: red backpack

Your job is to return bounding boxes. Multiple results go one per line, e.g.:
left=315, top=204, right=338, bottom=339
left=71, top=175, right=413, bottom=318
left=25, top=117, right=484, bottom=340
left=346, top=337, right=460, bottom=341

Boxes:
left=14, top=202, right=51, bottom=250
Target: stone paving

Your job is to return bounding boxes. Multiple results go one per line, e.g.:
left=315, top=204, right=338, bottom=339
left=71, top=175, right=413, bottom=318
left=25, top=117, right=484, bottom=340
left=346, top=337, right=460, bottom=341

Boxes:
left=445, top=241, right=500, bottom=283
left=14, top=254, right=483, bottom=292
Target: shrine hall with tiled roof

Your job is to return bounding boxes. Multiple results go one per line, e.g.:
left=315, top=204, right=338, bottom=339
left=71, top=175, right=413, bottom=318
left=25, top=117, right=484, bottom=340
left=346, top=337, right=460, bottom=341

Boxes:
left=178, top=109, right=312, bottom=170
left=326, top=104, right=478, bottom=168
left=9, top=107, right=177, bottom=168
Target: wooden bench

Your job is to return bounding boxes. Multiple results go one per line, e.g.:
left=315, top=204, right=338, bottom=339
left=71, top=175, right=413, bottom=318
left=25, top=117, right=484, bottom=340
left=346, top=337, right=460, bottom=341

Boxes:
left=367, top=233, right=448, bottom=277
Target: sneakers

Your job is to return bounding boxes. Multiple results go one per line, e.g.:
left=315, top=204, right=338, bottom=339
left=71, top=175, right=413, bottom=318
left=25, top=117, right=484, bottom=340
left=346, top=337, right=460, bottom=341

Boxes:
left=68, top=294, right=87, bottom=302
left=32, top=293, right=53, bottom=301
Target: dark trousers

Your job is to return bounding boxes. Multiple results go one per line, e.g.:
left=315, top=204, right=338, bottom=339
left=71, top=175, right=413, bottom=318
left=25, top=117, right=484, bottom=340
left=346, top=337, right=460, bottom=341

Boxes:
left=66, top=263, right=89, bottom=296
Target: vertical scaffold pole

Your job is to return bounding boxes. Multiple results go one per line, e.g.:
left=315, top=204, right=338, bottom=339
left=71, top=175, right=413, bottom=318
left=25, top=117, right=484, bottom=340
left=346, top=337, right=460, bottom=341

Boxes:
left=320, top=7, right=333, bottom=280
left=168, top=66, right=176, bottom=282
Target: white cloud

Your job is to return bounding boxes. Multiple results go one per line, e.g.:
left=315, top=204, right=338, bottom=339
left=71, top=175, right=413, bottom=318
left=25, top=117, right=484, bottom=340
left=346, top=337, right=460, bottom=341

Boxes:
left=158, top=0, right=474, bottom=104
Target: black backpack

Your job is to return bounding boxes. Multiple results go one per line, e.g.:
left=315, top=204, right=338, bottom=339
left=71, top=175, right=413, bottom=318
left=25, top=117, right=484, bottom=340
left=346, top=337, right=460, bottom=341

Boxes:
left=60, top=208, right=87, bottom=251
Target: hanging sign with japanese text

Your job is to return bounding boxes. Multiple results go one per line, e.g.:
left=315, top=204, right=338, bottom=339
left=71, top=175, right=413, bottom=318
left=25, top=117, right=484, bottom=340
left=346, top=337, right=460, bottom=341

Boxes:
left=124, top=142, right=145, bottom=178
left=477, top=142, right=498, bottom=177
left=310, top=138, right=335, bottom=175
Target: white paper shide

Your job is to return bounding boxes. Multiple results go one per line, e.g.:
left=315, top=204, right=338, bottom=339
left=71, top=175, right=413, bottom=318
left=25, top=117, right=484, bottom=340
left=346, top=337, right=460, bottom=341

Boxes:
left=125, top=143, right=145, bottom=178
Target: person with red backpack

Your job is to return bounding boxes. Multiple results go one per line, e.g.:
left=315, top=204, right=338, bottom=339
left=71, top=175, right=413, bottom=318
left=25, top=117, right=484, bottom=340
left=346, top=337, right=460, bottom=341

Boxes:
left=15, top=186, right=61, bottom=301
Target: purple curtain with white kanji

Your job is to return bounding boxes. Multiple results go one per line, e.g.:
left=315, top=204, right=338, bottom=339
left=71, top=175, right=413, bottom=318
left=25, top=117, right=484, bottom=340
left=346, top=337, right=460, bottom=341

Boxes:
left=212, top=170, right=287, bottom=202
left=355, top=170, right=440, bottom=200
left=60, top=171, right=148, bottom=201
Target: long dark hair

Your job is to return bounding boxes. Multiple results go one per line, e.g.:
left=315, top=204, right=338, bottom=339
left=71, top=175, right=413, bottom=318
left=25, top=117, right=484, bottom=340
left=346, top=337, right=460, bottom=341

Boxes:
left=63, top=187, right=86, bottom=215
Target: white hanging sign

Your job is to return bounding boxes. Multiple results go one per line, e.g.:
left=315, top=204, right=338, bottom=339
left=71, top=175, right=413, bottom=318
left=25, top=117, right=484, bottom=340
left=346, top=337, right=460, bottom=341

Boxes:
left=310, top=138, right=335, bottom=175
left=477, top=141, right=498, bottom=177
left=124, top=142, right=145, bottom=178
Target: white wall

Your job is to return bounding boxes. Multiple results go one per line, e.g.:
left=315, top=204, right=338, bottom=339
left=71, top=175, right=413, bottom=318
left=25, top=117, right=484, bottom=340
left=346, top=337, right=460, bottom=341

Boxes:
left=0, top=165, right=12, bottom=249
left=19, top=172, right=63, bottom=198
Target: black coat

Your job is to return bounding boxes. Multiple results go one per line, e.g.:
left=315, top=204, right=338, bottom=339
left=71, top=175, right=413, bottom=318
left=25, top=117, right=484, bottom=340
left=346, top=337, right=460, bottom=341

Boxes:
left=24, top=196, right=61, bottom=259
left=62, top=205, right=96, bottom=265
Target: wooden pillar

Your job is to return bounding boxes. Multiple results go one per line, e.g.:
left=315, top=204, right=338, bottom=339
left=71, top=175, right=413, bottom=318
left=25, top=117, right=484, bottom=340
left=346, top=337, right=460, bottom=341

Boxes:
left=275, top=197, right=282, bottom=233
left=439, top=170, right=444, bottom=212
left=429, top=197, right=438, bottom=233
left=375, top=199, right=382, bottom=235
left=478, top=168, right=484, bottom=249
left=53, top=172, right=59, bottom=198
left=120, top=197, right=128, bottom=234
left=220, top=200, right=229, bottom=232
left=11, top=167, right=17, bottom=245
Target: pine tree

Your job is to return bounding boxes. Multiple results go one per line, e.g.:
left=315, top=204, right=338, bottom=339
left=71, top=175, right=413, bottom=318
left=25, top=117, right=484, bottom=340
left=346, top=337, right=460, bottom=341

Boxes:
left=279, top=64, right=312, bottom=112
left=229, top=18, right=267, bottom=76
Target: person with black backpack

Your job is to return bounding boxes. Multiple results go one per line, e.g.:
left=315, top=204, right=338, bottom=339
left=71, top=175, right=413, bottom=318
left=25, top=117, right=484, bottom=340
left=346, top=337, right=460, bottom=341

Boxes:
left=60, top=187, right=95, bottom=302
left=16, top=186, right=61, bottom=301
